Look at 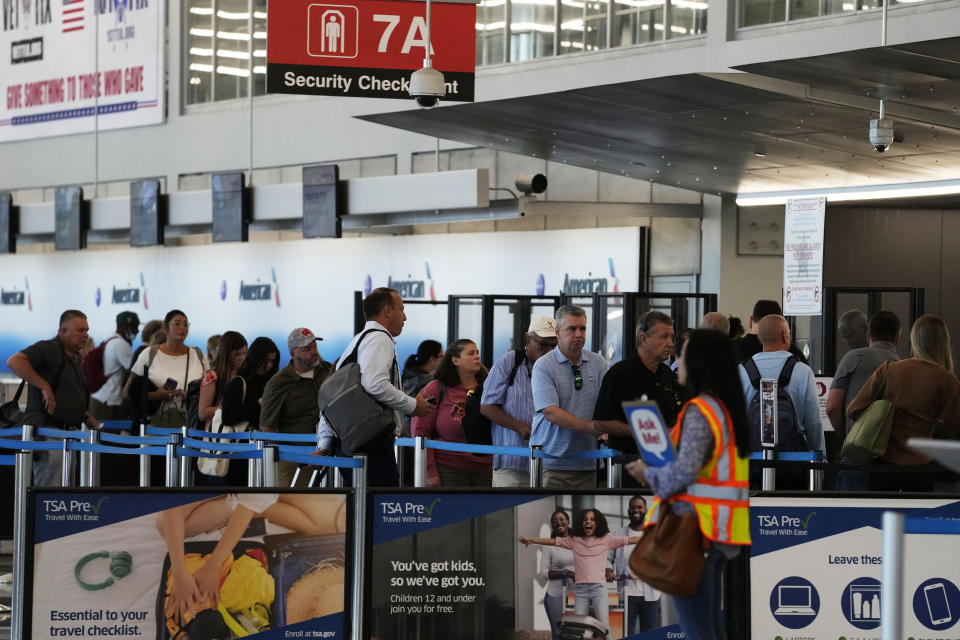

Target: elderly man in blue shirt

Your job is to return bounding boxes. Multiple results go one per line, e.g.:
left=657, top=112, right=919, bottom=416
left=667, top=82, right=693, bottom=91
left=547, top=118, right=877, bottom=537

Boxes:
left=531, top=305, right=608, bottom=489
left=480, top=316, right=558, bottom=487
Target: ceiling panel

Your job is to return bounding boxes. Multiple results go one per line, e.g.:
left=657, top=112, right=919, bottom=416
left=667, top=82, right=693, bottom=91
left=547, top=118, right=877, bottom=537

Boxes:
left=360, top=40, right=960, bottom=194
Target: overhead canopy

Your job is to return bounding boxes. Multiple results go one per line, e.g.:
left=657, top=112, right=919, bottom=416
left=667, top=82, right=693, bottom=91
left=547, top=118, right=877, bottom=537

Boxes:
left=359, top=37, right=960, bottom=196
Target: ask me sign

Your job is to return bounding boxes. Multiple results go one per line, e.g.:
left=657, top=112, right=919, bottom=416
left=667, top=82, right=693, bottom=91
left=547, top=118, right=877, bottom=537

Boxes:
left=267, top=0, right=476, bottom=100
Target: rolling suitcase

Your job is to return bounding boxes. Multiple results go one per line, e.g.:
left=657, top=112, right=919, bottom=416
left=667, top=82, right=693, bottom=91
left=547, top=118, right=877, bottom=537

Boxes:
left=558, top=613, right=608, bottom=639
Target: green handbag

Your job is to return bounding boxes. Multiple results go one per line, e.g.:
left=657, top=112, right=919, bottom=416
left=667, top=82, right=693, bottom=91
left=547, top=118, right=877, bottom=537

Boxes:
left=841, top=367, right=895, bottom=465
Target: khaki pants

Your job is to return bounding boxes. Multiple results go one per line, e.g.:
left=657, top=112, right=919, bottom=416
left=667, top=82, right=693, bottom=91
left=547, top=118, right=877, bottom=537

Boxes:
left=492, top=467, right=530, bottom=488
left=542, top=468, right=596, bottom=489
left=436, top=464, right=492, bottom=488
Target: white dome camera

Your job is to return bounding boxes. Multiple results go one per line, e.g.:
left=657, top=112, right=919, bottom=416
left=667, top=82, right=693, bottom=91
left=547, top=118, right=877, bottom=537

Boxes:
left=869, top=118, right=894, bottom=153
left=409, top=62, right=445, bottom=110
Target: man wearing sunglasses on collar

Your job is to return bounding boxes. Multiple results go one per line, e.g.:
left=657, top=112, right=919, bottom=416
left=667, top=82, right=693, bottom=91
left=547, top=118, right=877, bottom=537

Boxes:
left=530, top=305, right=609, bottom=489
left=593, top=310, right=687, bottom=487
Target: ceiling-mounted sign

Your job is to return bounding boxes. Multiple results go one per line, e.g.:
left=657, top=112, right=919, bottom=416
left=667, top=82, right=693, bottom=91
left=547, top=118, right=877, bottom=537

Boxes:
left=783, top=196, right=826, bottom=316
left=267, top=0, right=476, bottom=101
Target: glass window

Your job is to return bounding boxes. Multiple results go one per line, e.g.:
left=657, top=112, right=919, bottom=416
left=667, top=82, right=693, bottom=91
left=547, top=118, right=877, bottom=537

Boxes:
left=612, top=0, right=664, bottom=46
left=510, top=0, right=556, bottom=61
left=670, top=0, right=707, bottom=36
left=583, top=0, right=608, bottom=51
left=476, top=0, right=507, bottom=65
left=823, top=0, right=856, bottom=15
left=214, top=0, right=250, bottom=101
left=186, top=0, right=213, bottom=103
left=739, top=0, right=785, bottom=25
left=185, top=0, right=268, bottom=105
left=559, top=0, right=585, bottom=54
left=789, top=0, right=820, bottom=19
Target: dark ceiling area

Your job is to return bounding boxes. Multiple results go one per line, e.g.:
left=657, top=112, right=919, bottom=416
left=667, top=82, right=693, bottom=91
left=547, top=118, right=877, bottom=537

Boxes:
left=359, top=37, right=960, bottom=196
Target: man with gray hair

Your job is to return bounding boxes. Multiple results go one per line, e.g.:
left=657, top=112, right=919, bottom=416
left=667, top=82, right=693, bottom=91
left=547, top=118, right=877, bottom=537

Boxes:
left=7, top=310, right=100, bottom=485
left=531, top=305, right=608, bottom=488
left=699, top=311, right=730, bottom=336
left=594, top=310, right=685, bottom=485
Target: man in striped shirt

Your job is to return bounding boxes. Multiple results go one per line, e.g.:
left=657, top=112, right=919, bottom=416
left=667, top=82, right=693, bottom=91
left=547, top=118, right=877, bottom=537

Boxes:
left=480, top=316, right=558, bottom=487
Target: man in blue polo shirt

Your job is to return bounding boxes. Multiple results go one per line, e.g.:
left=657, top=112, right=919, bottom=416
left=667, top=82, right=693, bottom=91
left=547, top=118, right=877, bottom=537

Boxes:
left=531, top=305, right=608, bottom=488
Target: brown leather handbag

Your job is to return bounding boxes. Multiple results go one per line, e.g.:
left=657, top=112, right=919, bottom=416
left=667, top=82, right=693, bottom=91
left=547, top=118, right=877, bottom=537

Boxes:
left=628, top=500, right=707, bottom=597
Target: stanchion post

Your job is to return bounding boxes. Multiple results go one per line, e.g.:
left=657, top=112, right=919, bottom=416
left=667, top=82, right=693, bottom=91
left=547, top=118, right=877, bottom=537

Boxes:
left=139, top=423, right=151, bottom=488
left=334, top=464, right=345, bottom=488
left=530, top=445, right=543, bottom=488
left=351, top=454, right=367, bottom=640
left=61, top=439, right=75, bottom=488
left=78, top=431, right=89, bottom=488
left=88, top=430, right=101, bottom=488
left=263, top=446, right=277, bottom=488
left=248, top=453, right=256, bottom=488
left=396, top=442, right=406, bottom=487
left=413, top=435, right=427, bottom=488
left=762, top=450, right=776, bottom=491
left=607, top=455, right=622, bottom=489
left=881, top=510, right=905, bottom=640
left=12, top=451, right=34, bottom=640
left=165, top=441, right=179, bottom=488
left=253, top=440, right=265, bottom=487
left=808, top=456, right=822, bottom=492
left=180, top=427, right=191, bottom=487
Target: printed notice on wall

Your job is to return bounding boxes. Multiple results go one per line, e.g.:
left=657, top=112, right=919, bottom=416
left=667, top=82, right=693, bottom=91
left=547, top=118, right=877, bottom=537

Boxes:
left=783, top=197, right=826, bottom=316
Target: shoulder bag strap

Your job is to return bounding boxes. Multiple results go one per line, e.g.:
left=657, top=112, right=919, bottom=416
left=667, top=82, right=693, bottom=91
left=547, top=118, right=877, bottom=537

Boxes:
left=741, top=357, right=762, bottom=389
left=507, top=349, right=526, bottom=387
left=778, top=356, right=799, bottom=388
left=343, top=328, right=391, bottom=366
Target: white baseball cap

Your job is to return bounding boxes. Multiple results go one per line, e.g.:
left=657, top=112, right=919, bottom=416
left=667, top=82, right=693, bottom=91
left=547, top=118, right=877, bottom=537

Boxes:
left=528, top=316, right=558, bottom=338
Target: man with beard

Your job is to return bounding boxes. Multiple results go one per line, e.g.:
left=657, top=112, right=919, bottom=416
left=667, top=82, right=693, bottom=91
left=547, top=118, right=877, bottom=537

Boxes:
left=609, top=495, right=662, bottom=633
left=260, top=327, right=332, bottom=486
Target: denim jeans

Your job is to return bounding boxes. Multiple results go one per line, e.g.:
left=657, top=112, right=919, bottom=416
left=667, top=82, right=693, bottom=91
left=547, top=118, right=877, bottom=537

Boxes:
left=625, top=595, right=662, bottom=635
left=673, top=546, right=729, bottom=640
left=574, top=583, right=610, bottom=637
left=543, top=592, right=564, bottom=640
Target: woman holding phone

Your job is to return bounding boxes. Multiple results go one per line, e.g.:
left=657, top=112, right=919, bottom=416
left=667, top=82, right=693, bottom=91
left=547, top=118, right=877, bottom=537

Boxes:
left=129, top=309, right=207, bottom=427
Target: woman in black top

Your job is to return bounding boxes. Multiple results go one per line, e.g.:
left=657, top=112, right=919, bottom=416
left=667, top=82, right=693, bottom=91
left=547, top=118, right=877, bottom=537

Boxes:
left=221, top=337, right=280, bottom=429
left=220, top=337, right=280, bottom=486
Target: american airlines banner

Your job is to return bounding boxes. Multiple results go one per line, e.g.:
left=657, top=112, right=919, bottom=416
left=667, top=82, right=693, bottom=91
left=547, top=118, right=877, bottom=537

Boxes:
left=266, top=0, right=476, bottom=101
left=0, top=226, right=640, bottom=373
left=0, top=0, right=165, bottom=142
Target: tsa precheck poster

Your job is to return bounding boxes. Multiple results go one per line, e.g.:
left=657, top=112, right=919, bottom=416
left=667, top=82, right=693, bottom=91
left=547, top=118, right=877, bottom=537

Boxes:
left=28, top=489, right=350, bottom=639
left=750, top=496, right=960, bottom=639
left=369, top=491, right=681, bottom=640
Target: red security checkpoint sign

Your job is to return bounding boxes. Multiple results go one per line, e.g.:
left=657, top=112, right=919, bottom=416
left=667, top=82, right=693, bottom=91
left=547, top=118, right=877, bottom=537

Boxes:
left=267, top=0, right=476, bottom=101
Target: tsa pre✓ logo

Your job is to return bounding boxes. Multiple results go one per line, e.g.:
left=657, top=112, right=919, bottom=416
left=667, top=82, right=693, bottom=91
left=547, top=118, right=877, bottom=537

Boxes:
left=42, top=497, right=109, bottom=522
left=307, top=4, right=359, bottom=58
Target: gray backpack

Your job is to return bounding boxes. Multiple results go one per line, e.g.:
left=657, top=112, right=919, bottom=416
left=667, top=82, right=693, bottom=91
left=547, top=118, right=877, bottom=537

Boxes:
left=318, top=329, right=396, bottom=455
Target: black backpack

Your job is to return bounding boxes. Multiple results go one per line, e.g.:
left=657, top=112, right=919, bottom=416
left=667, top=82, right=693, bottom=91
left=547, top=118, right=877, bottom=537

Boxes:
left=438, top=349, right=526, bottom=447
left=742, top=355, right=810, bottom=452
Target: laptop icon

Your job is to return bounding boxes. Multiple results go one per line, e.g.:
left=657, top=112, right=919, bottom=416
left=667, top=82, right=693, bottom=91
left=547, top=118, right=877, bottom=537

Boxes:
left=774, top=585, right=816, bottom=615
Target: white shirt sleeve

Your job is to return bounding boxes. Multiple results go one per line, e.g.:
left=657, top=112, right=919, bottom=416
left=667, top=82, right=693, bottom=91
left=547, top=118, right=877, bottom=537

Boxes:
left=357, top=332, right=417, bottom=415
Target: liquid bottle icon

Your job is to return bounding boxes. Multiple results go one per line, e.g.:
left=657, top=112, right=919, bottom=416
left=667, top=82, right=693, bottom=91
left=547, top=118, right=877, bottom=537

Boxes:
left=871, top=594, right=880, bottom=619
left=853, top=592, right=862, bottom=618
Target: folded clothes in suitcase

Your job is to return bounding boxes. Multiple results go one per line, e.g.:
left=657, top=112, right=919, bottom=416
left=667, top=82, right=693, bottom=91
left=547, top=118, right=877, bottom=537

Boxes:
left=558, top=613, right=609, bottom=639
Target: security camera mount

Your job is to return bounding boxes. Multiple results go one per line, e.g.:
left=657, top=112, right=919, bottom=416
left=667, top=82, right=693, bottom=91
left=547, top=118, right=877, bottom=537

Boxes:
left=410, top=0, right=445, bottom=108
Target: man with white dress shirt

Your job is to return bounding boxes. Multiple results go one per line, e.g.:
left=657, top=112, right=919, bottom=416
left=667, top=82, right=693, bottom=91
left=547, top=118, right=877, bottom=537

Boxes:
left=317, top=287, right=434, bottom=486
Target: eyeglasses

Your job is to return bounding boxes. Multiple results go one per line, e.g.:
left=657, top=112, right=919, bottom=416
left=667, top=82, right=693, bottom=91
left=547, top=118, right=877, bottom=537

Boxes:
left=571, top=364, right=583, bottom=390
left=530, top=336, right=557, bottom=353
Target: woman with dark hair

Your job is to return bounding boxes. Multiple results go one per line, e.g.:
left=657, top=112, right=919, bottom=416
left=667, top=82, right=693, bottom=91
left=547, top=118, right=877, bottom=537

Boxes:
left=539, top=509, right=575, bottom=640
left=848, top=314, right=960, bottom=492
left=217, top=337, right=281, bottom=486
left=198, top=331, right=247, bottom=427
left=221, top=337, right=281, bottom=432
left=402, top=339, right=444, bottom=397
left=520, top=508, right=639, bottom=637
left=129, top=309, right=207, bottom=427
left=626, top=329, right=751, bottom=640
left=412, top=339, right=491, bottom=487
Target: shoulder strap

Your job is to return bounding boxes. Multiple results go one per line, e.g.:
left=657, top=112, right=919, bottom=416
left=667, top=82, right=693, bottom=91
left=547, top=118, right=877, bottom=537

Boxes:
left=507, top=349, right=526, bottom=387
left=343, top=328, right=391, bottom=366
left=741, top=357, right=761, bottom=389
left=12, top=380, right=26, bottom=403
left=147, top=345, right=160, bottom=368
left=778, top=356, right=799, bottom=388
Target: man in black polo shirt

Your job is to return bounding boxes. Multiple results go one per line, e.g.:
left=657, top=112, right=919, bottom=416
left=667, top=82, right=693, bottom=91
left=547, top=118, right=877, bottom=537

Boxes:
left=7, top=309, right=100, bottom=486
left=593, top=311, right=685, bottom=486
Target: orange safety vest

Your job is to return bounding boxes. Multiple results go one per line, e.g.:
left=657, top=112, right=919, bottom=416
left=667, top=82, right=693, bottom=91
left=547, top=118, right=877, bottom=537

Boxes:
left=646, top=395, right=751, bottom=545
